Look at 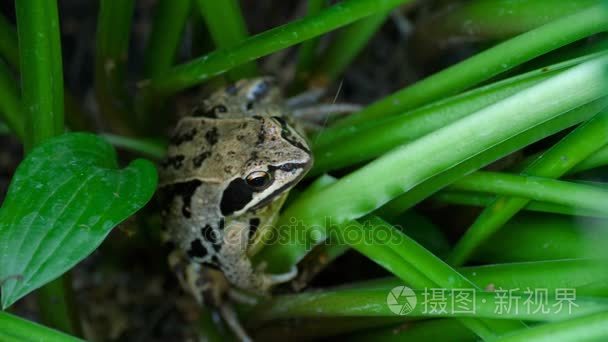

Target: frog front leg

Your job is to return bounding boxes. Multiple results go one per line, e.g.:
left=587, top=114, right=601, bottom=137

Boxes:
left=219, top=219, right=298, bottom=294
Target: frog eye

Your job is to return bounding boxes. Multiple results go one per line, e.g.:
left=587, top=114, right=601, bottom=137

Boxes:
left=245, top=171, right=273, bottom=190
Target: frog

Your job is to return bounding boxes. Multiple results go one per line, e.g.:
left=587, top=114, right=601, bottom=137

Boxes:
left=158, top=77, right=313, bottom=340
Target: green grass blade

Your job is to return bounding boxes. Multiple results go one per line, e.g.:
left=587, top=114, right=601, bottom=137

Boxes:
left=448, top=171, right=608, bottom=214
left=416, top=0, right=601, bottom=43
left=364, top=258, right=608, bottom=297
left=310, top=10, right=391, bottom=85
left=258, top=217, right=526, bottom=339
left=36, top=274, right=81, bottom=337
left=94, top=0, right=135, bottom=134
left=255, top=55, right=608, bottom=273
left=100, top=133, right=166, bottom=160
left=0, top=121, right=9, bottom=134
left=0, top=311, right=83, bottom=342
left=449, top=110, right=608, bottom=266
left=196, top=0, right=257, bottom=79
left=378, top=98, right=607, bottom=218
left=493, top=311, right=608, bottom=342
left=252, top=288, right=608, bottom=322
left=0, top=13, right=19, bottom=70
left=433, top=191, right=607, bottom=218
left=253, top=258, right=608, bottom=329
left=331, top=2, right=608, bottom=128
left=311, top=50, right=606, bottom=161
left=293, top=0, right=328, bottom=89
left=310, top=62, right=559, bottom=176
left=141, top=0, right=413, bottom=96
left=144, top=0, right=192, bottom=77
left=0, top=13, right=90, bottom=135
left=475, top=214, right=608, bottom=263
left=570, top=144, right=608, bottom=173
left=0, top=60, right=25, bottom=140
left=16, top=0, right=65, bottom=151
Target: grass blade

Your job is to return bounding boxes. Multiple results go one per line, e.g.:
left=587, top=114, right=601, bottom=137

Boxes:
left=144, top=0, right=192, bottom=77
left=448, top=171, right=608, bottom=214
left=416, top=0, right=601, bottom=43
left=293, top=0, right=328, bottom=89
left=196, top=0, right=257, bottom=79
left=140, top=0, right=413, bottom=97
left=0, top=60, right=25, bottom=140
left=0, top=311, right=82, bottom=342
left=433, top=191, right=607, bottom=218
left=0, top=13, right=18, bottom=70
left=331, top=2, right=608, bottom=128
left=449, top=110, right=608, bottom=265
left=493, top=311, right=608, bottom=342
left=94, top=0, right=135, bottom=134
left=16, top=0, right=64, bottom=151
left=310, top=10, right=391, bottom=85
left=255, top=55, right=608, bottom=273
left=475, top=214, right=608, bottom=263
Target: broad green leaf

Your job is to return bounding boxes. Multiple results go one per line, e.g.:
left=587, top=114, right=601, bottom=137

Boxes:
left=0, top=132, right=157, bottom=308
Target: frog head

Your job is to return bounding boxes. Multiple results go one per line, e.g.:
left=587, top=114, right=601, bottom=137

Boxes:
left=218, top=116, right=312, bottom=216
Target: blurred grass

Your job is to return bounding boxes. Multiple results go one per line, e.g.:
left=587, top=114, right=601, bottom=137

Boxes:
left=293, top=0, right=328, bottom=90
left=195, top=0, right=257, bottom=79
left=449, top=110, right=608, bottom=265
left=475, top=214, right=608, bottom=263
left=0, top=13, right=19, bottom=70
left=415, top=0, right=602, bottom=43
left=330, top=3, right=608, bottom=128
left=309, top=9, right=391, bottom=86
left=94, top=0, right=136, bottom=135
left=144, top=0, right=192, bottom=77
left=0, top=61, right=25, bottom=140
left=432, top=191, right=608, bottom=218
left=449, top=171, right=608, bottom=215
left=494, top=311, right=608, bottom=342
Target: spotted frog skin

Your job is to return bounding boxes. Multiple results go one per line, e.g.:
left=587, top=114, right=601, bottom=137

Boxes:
left=158, top=77, right=312, bottom=308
